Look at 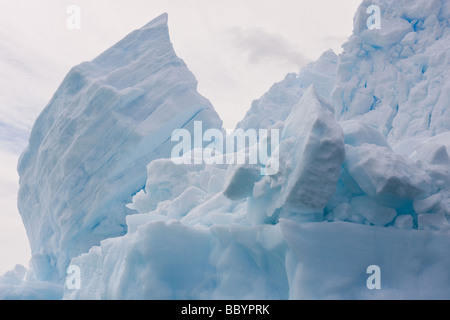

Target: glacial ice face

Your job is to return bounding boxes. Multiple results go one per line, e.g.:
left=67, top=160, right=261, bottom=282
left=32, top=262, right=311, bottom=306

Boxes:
left=16, top=13, right=222, bottom=281
left=332, top=0, right=450, bottom=143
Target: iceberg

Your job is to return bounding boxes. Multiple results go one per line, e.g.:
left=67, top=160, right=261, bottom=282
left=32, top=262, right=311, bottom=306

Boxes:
left=4, top=0, right=450, bottom=300
left=16, top=13, right=222, bottom=282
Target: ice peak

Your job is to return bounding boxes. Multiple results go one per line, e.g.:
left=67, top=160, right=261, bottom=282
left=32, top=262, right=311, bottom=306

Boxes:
left=141, top=12, right=169, bottom=30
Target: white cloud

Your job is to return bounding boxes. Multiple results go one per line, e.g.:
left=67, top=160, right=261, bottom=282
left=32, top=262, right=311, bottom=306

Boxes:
left=226, top=26, right=310, bottom=67
left=0, top=150, right=31, bottom=275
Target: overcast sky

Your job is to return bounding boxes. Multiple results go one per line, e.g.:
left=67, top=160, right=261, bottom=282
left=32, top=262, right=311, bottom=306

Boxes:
left=0, top=0, right=361, bottom=275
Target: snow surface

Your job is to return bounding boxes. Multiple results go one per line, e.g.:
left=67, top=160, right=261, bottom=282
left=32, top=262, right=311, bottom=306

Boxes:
left=4, top=0, right=450, bottom=300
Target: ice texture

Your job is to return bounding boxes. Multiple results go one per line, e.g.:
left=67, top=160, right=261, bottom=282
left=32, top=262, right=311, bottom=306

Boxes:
left=281, top=220, right=450, bottom=300
left=333, top=0, right=450, bottom=143
left=247, top=86, right=345, bottom=224
left=6, top=0, right=450, bottom=300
